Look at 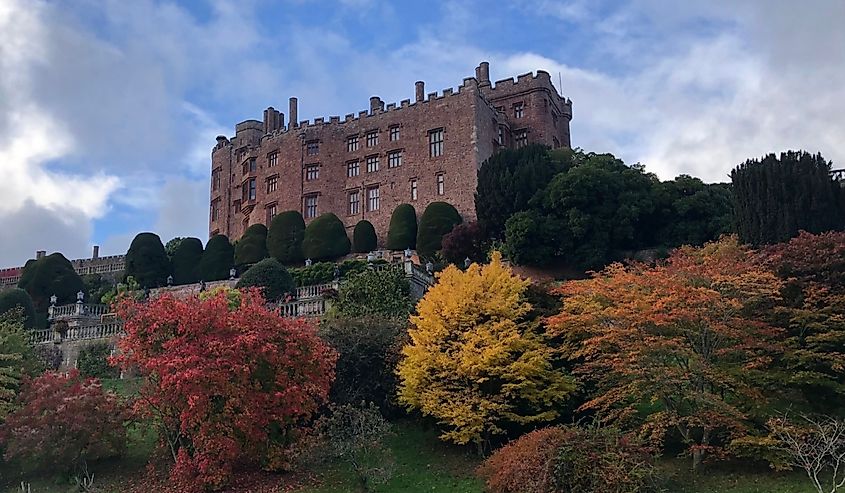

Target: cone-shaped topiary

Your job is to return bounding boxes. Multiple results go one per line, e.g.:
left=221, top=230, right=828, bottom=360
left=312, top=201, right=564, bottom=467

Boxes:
left=235, top=258, right=295, bottom=302
left=199, top=234, right=234, bottom=281
left=352, top=220, right=377, bottom=253
left=18, top=253, right=85, bottom=312
left=234, top=223, right=269, bottom=268
left=171, top=237, right=204, bottom=285
left=0, top=288, right=36, bottom=328
left=124, top=232, right=172, bottom=288
left=386, top=204, right=417, bottom=250
left=268, top=211, right=306, bottom=265
left=416, top=202, right=462, bottom=258
left=302, top=213, right=351, bottom=261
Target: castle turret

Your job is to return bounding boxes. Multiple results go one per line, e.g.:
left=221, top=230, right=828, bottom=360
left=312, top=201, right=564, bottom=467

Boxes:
left=415, top=81, right=425, bottom=102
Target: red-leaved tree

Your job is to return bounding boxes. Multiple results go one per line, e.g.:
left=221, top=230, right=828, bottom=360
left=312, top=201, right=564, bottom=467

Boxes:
left=113, top=289, right=337, bottom=490
left=1, top=370, right=127, bottom=474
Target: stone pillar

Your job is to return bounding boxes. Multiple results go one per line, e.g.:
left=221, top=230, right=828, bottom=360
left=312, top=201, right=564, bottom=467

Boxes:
left=289, top=97, right=298, bottom=129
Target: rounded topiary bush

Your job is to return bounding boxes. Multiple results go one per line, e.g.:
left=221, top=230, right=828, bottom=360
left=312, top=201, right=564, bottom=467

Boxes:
left=416, top=202, right=462, bottom=258
left=199, top=234, right=234, bottom=281
left=235, top=258, right=295, bottom=301
left=0, top=288, right=36, bottom=328
left=268, top=211, right=306, bottom=265
left=302, top=213, right=351, bottom=261
left=352, top=220, right=377, bottom=253
left=124, top=232, right=171, bottom=288
left=386, top=204, right=417, bottom=250
left=171, top=237, right=204, bottom=285
left=235, top=224, right=269, bottom=268
left=18, top=253, right=85, bottom=312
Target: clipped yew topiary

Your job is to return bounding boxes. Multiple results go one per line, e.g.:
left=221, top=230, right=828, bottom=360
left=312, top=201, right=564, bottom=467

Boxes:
left=234, top=224, right=269, bottom=269
left=124, top=232, right=171, bottom=288
left=199, top=234, right=234, bottom=281
left=302, top=213, right=351, bottom=261
left=235, top=258, right=295, bottom=301
left=18, top=253, right=85, bottom=312
left=171, top=237, right=204, bottom=285
left=0, top=288, right=36, bottom=328
left=268, top=211, right=306, bottom=265
left=352, top=220, right=377, bottom=253
left=416, top=202, right=462, bottom=258
left=386, top=204, right=417, bottom=250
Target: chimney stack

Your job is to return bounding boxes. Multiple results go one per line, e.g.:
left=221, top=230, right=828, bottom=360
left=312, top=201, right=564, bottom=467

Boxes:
left=369, top=96, right=384, bottom=113
left=92, top=245, right=99, bottom=259
left=289, top=97, right=298, bottom=129
left=415, top=81, right=425, bottom=102
left=36, top=250, right=46, bottom=260
left=477, top=61, right=490, bottom=87
left=279, top=112, right=285, bottom=130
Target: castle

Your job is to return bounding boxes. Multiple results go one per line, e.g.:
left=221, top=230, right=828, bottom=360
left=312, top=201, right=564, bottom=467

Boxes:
left=0, top=246, right=125, bottom=290
left=209, top=61, right=572, bottom=243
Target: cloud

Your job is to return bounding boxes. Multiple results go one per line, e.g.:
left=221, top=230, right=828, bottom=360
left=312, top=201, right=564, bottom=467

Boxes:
left=0, top=200, right=93, bottom=264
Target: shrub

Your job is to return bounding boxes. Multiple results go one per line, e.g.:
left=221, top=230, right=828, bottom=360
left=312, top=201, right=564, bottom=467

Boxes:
left=34, top=345, right=62, bottom=371
left=18, top=253, right=85, bottom=312
left=171, top=237, right=204, bottom=285
left=77, top=342, right=119, bottom=379
left=1, top=370, right=127, bottom=474
left=334, top=268, right=411, bottom=318
left=416, top=201, right=462, bottom=259
left=164, top=236, right=185, bottom=258
left=1, top=313, right=42, bottom=420
left=124, top=232, right=172, bottom=288
left=352, top=220, right=377, bottom=253
left=199, top=234, right=234, bottom=281
left=441, top=221, right=485, bottom=265
left=235, top=258, right=295, bottom=301
left=319, top=316, right=408, bottom=413
left=477, top=427, right=569, bottom=493
left=0, top=288, right=35, bottom=328
left=268, top=211, right=306, bottom=265
left=290, top=259, right=368, bottom=287
left=386, top=204, right=417, bottom=250
left=234, top=223, right=269, bottom=268
left=303, top=213, right=351, bottom=261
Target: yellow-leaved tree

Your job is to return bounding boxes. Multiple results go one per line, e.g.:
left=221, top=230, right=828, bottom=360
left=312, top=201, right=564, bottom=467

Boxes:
left=397, top=252, right=575, bottom=453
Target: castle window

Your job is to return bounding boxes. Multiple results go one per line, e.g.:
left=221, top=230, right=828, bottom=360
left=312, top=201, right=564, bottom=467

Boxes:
left=388, top=150, right=402, bottom=168
left=389, top=125, right=400, bottom=141
left=304, top=195, right=318, bottom=218
left=410, top=179, right=418, bottom=201
left=514, top=129, right=527, bottom=149
left=348, top=190, right=360, bottom=215
left=243, top=178, right=256, bottom=202
left=366, top=155, right=379, bottom=173
left=266, top=203, right=277, bottom=223
left=211, top=200, right=220, bottom=221
left=305, top=165, right=320, bottom=181
left=436, top=173, right=445, bottom=195
left=306, top=141, right=319, bottom=156
left=347, top=135, right=359, bottom=152
left=366, top=131, right=379, bottom=147
left=497, top=126, right=504, bottom=146
left=267, top=175, right=278, bottom=193
left=514, top=102, right=524, bottom=119
left=429, top=128, right=443, bottom=157
left=212, top=168, right=221, bottom=191
left=347, top=160, right=360, bottom=177
left=268, top=151, right=278, bottom=167
left=367, top=186, right=380, bottom=211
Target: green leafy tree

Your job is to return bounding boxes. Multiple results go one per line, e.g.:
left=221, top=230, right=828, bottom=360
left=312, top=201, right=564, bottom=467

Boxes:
left=268, top=211, right=306, bottom=265
left=199, top=234, right=234, bottom=281
left=416, top=202, right=462, bottom=259
left=352, top=220, right=378, bottom=253
left=234, top=224, right=269, bottom=269
left=732, top=150, right=845, bottom=246
left=235, top=258, right=295, bottom=301
left=1, top=312, right=41, bottom=420
left=334, top=268, right=412, bottom=318
left=18, top=253, right=85, bottom=312
left=77, top=342, right=119, bottom=379
left=386, top=204, right=417, bottom=250
left=503, top=210, right=560, bottom=266
left=171, top=237, right=204, bottom=285
left=0, top=289, right=36, bottom=329
left=164, top=237, right=185, bottom=259
left=652, top=176, right=734, bottom=247
left=81, top=274, right=113, bottom=307
left=124, top=232, right=171, bottom=288
left=303, top=213, right=351, bottom=261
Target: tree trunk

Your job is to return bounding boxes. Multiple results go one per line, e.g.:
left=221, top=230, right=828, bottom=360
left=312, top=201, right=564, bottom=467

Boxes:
left=692, top=449, right=705, bottom=474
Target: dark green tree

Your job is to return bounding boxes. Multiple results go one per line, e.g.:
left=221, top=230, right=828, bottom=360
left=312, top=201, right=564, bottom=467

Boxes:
left=234, top=224, right=269, bottom=269
left=651, top=176, right=734, bottom=247
left=333, top=268, right=412, bottom=318
left=302, top=213, right=351, bottom=261
left=81, top=274, right=113, bottom=308
left=77, top=342, right=119, bottom=379
left=171, top=237, right=204, bottom=285
left=18, top=253, right=85, bottom=312
left=124, top=232, right=171, bottom=288
left=731, top=150, right=845, bottom=245
left=352, top=220, right=377, bottom=253
left=416, top=202, right=462, bottom=259
left=199, top=234, right=234, bottom=281
left=386, top=204, right=417, bottom=250
left=474, top=144, right=572, bottom=239
left=235, top=258, right=295, bottom=301
left=267, top=211, right=306, bottom=265
left=0, top=289, right=36, bottom=329
left=164, top=237, right=185, bottom=259
left=503, top=210, right=561, bottom=266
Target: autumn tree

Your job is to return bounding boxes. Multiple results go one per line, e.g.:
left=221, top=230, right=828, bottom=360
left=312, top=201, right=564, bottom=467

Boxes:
left=113, top=289, right=336, bottom=490
left=0, top=313, right=41, bottom=421
left=397, top=252, right=575, bottom=452
left=547, top=237, right=783, bottom=472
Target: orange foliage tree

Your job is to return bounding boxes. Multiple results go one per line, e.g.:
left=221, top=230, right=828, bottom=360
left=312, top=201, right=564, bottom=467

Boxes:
left=547, top=237, right=784, bottom=471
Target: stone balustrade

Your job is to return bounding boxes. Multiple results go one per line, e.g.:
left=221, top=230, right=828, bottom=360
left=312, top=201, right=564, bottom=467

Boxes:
left=295, top=282, right=338, bottom=299
left=48, top=303, right=111, bottom=320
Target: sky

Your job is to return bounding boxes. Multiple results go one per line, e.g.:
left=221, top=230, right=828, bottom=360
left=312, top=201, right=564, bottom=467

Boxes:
left=1, top=0, right=843, bottom=267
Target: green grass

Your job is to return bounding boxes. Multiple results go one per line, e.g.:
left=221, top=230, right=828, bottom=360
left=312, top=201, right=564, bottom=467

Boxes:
left=659, top=459, right=813, bottom=493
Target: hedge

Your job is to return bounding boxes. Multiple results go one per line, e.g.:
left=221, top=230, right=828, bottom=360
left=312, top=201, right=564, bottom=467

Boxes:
left=18, top=253, right=85, bottom=312
left=124, top=232, right=171, bottom=288
left=302, top=213, right=351, bottom=261
left=416, top=202, right=462, bottom=258
left=234, top=224, right=269, bottom=268
left=171, top=237, right=204, bottom=285
left=268, top=211, right=306, bottom=265
left=199, top=234, right=234, bottom=281
left=352, top=220, right=377, bottom=253
left=235, top=258, right=295, bottom=301
left=386, top=204, right=417, bottom=250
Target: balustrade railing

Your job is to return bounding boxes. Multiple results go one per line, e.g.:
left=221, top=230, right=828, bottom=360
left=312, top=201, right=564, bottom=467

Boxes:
left=65, top=322, right=124, bottom=341
left=48, top=303, right=111, bottom=320
left=29, top=329, right=55, bottom=344
left=295, top=282, right=337, bottom=299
